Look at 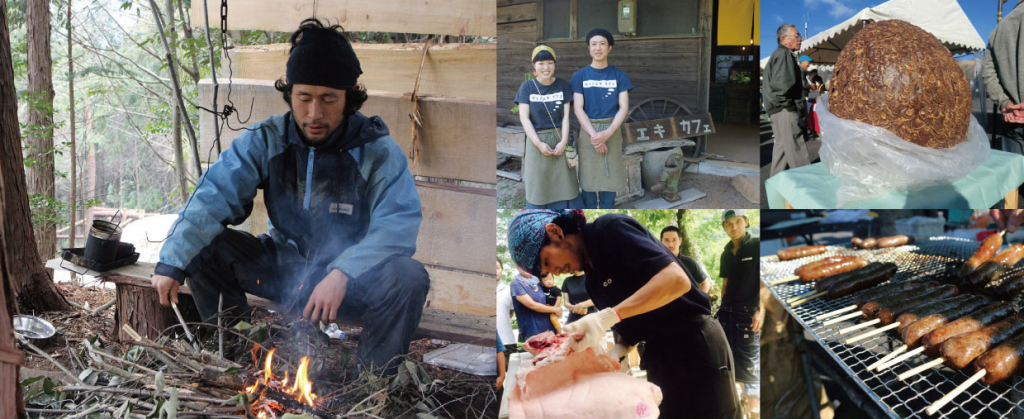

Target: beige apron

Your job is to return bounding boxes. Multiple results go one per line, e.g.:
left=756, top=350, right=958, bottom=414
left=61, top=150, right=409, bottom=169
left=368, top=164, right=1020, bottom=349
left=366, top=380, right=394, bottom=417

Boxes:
left=524, top=129, right=580, bottom=205
left=577, top=118, right=626, bottom=192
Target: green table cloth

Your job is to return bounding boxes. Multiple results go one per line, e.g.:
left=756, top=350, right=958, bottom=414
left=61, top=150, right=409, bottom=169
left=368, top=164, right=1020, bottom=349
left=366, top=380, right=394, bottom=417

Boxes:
left=765, top=150, right=1024, bottom=209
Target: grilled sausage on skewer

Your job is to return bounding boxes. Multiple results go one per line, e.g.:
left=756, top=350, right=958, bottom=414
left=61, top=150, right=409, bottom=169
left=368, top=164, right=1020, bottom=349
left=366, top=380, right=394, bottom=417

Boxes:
left=923, top=302, right=1014, bottom=357
left=901, top=297, right=990, bottom=348
left=875, top=285, right=959, bottom=325
left=825, top=263, right=899, bottom=299
left=861, top=282, right=942, bottom=319
left=959, top=232, right=1004, bottom=278
left=877, top=235, right=914, bottom=248
left=794, top=256, right=860, bottom=281
left=777, top=245, right=827, bottom=261
left=798, top=258, right=869, bottom=283
left=940, top=313, right=1024, bottom=369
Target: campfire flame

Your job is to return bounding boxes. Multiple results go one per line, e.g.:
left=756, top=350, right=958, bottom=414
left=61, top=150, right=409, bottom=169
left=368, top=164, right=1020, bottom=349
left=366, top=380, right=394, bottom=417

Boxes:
left=245, top=346, right=319, bottom=412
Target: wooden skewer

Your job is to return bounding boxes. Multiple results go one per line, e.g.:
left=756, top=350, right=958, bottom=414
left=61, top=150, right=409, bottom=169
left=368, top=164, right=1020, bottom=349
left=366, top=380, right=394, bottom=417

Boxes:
left=876, top=346, right=926, bottom=372
left=769, top=275, right=800, bottom=286
left=815, top=305, right=858, bottom=321
left=898, top=358, right=946, bottom=381
left=822, top=311, right=862, bottom=326
left=838, top=319, right=879, bottom=335
left=786, top=291, right=816, bottom=304
left=846, top=322, right=900, bottom=344
left=867, top=345, right=907, bottom=371
left=790, top=291, right=827, bottom=307
left=926, top=369, right=986, bottom=416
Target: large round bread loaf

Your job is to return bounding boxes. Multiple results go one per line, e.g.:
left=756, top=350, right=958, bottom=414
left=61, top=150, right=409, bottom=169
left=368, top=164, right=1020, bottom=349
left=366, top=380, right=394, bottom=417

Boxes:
left=829, top=19, right=970, bottom=149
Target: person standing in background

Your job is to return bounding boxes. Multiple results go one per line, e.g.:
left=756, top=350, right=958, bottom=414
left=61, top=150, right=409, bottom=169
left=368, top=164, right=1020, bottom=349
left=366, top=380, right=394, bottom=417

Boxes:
left=764, top=24, right=811, bottom=176
left=718, top=210, right=762, bottom=415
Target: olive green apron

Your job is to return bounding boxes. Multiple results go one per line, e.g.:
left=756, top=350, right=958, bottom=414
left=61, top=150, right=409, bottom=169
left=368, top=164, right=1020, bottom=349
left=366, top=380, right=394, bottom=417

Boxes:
left=524, top=128, right=580, bottom=205
left=577, top=118, right=626, bottom=192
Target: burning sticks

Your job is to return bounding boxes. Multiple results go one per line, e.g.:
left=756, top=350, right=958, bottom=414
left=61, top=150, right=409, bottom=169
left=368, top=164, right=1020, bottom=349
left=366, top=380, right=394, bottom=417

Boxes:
left=243, top=346, right=331, bottom=418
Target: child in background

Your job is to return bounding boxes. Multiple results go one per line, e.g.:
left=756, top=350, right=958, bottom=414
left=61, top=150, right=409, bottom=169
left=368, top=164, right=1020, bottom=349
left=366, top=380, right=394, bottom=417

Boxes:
left=539, top=274, right=562, bottom=334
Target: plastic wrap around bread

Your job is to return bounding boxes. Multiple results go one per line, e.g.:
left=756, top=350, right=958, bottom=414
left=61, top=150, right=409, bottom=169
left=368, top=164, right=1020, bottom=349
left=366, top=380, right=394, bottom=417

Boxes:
left=829, top=19, right=971, bottom=149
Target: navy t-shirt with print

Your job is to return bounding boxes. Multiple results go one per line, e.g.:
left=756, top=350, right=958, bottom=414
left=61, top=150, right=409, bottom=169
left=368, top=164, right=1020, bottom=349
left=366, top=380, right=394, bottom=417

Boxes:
left=510, top=278, right=556, bottom=342
left=570, top=65, right=634, bottom=119
left=515, top=78, right=573, bottom=130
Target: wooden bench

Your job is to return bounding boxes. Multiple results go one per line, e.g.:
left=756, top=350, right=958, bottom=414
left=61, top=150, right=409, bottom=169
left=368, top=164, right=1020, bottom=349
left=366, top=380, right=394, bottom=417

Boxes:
left=46, top=259, right=494, bottom=345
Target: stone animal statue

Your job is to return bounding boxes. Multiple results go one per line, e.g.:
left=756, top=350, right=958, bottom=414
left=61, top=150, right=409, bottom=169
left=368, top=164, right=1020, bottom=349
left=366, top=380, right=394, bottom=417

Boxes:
left=650, top=153, right=684, bottom=202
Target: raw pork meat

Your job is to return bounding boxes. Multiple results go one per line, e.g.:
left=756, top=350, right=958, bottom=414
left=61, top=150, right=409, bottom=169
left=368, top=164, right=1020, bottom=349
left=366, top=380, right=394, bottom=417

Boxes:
left=509, top=332, right=662, bottom=419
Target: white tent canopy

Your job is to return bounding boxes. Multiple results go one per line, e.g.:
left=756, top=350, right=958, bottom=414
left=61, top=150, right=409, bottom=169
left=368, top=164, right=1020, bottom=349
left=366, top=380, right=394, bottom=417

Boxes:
left=796, top=0, right=985, bottom=65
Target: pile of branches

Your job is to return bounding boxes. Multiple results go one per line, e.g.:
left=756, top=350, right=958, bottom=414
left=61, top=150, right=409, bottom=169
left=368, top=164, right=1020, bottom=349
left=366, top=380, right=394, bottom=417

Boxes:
left=18, top=316, right=497, bottom=419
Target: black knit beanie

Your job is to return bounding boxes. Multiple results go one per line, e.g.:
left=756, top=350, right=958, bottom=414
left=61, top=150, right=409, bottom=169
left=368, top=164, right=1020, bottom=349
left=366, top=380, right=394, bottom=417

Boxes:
left=585, top=28, right=614, bottom=46
left=286, top=23, right=362, bottom=90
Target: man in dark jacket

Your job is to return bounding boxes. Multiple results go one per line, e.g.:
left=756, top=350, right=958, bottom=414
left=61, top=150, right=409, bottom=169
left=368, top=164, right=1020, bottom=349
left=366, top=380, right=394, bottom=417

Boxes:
left=984, top=0, right=1024, bottom=155
left=150, top=18, right=429, bottom=375
left=764, top=23, right=810, bottom=176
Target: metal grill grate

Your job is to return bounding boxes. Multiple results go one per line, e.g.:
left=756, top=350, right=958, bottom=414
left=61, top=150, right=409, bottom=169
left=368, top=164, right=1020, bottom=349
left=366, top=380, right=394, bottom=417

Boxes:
left=762, top=237, right=1024, bottom=419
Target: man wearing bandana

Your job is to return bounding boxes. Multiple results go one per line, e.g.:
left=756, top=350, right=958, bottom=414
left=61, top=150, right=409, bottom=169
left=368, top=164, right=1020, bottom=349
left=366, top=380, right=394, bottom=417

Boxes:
left=150, top=18, right=429, bottom=376
left=507, top=210, right=741, bottom=419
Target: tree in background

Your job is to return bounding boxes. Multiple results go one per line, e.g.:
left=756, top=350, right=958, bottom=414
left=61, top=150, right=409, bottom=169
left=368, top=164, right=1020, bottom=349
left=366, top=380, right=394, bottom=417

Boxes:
left=1, top=0, right=71, bottom=314
left=24, top=0, right=57, bottom=261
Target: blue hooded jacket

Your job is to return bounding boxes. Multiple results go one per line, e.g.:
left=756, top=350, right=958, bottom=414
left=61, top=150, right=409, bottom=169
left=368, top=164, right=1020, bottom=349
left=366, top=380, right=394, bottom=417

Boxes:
left=155, top=111, right=421, bottom=288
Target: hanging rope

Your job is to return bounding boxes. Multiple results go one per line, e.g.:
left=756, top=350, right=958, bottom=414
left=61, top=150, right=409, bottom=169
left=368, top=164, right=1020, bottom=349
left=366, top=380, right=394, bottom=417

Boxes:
left=408, top=35, right=434, bottom=165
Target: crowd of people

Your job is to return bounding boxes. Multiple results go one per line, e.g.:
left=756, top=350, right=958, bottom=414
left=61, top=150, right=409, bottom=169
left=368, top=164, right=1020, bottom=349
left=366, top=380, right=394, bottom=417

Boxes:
left=496, top=210, right=762, bottom=419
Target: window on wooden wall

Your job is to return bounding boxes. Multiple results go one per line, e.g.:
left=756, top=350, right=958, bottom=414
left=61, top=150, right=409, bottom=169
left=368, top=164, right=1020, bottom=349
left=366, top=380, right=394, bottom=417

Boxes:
left=542, top=0, right=700, bottom=41
left=543, top=0, right=571, bottom=40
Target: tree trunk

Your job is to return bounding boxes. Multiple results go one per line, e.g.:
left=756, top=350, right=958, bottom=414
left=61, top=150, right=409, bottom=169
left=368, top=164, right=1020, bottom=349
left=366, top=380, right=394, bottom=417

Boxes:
left=67, top=0, right=76, bottom=248
left=676, top=209, right=701, bottom=262
left=1, top=4, right=29, bottom=417
left=166, top=0, right=188, bottom=203
left=25, top=0, right=56, bottom=261
left=1, top=0, right=71, bottom=315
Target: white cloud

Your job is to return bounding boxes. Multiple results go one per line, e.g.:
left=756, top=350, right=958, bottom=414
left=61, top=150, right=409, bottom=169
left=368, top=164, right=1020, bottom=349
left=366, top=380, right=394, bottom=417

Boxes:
left=803, top=0, right=856, bottom=19
left=775, top=14, right=784, bottom=23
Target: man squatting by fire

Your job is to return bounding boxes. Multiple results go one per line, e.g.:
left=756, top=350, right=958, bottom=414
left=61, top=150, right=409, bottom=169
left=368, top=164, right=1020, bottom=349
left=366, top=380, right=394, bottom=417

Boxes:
left=149, top=18, right=429, bottom=375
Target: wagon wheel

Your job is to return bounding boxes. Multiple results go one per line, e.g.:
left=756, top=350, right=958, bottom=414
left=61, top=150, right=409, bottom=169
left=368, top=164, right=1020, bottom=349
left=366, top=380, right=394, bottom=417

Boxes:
left=626, top=97, right=705, bottom=171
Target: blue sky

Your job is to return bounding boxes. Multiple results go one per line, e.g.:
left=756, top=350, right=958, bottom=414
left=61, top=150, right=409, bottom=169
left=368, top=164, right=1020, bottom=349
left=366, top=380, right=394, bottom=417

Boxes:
left=759, top=0, right=1010, bottom=59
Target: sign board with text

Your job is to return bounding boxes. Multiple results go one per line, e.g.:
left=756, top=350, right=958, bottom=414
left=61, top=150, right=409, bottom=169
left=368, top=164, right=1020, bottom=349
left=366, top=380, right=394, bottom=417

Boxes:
left=622, top=113, right=716, bottom=145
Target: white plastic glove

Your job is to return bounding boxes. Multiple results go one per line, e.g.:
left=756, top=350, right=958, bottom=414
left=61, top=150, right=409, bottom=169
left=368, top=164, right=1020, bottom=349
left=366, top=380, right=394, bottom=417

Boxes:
left=563, top=307, right=620, bottom=350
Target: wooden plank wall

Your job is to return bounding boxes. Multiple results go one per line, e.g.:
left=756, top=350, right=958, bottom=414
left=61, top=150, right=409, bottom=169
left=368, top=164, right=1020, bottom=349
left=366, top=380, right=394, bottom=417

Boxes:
left=199, top=79, right=496, bottom=185
left=190, top=0, right=497, bottom=37
left=223, top=43, right=496, bottom=102
left=496, top=1, right=709, bottom=128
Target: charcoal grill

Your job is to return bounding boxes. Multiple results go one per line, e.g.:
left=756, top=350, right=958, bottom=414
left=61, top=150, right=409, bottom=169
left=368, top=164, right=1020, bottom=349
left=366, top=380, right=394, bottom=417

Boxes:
left=762, top=237, right=1024, bottom=419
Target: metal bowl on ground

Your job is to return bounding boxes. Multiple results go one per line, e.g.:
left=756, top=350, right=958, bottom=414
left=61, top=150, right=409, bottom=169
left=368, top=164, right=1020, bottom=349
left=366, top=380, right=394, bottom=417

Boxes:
left=13, top=315, right=56, bottom=341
